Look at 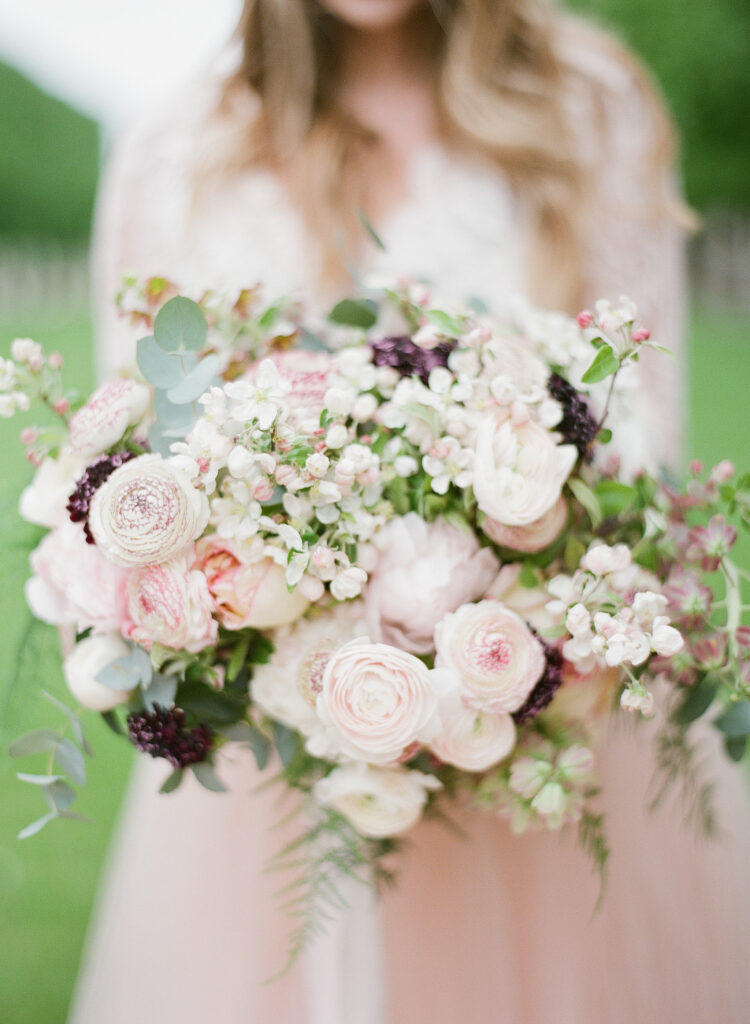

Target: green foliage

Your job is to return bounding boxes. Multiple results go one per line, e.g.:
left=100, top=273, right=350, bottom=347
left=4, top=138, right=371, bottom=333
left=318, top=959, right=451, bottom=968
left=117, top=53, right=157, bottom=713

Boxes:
left=569, top=0, right=750, bottom=210
left=328, top=298, right=378, bottom=329
left=0, top=62, right=99, bottom=242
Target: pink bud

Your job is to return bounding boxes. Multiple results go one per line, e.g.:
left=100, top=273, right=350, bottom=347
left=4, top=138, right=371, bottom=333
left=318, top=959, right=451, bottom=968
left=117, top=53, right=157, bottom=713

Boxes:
left=28, top=355, right=44, bottom=372
left=689, top=460, right=703, bottom=476
left=631, top=327, right=651, bottom=343
left=48, top=352, right=64, bottom=370
left=26, top=450, right=42, bottom=466
left=711, top=459, right=734, bottom=483
left=20, top=427, right=38, bottom=445
left=251, top=477, right=274, bottom=502
left=197, top=457, right=210, bottom=475
left=53, top=398, right=70, bottom=415
left=576, top=310, right=594, bottom=328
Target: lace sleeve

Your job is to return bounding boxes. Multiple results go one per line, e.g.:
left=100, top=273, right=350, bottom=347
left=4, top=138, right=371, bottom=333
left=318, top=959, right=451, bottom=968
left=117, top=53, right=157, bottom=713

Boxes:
left=575, top=49, right=688, bottom=473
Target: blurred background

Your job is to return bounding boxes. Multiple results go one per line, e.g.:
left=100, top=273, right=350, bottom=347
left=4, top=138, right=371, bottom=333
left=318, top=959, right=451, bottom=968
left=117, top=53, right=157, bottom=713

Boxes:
left=0, top=1, right=748, bottom=1020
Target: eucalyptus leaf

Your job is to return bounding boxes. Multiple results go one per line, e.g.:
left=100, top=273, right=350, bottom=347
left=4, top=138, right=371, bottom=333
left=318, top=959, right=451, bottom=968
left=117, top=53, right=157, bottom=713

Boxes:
left=154, top=296, right=207, bottom=352
left=54, top=738, right=87, bottom=786
left=8, top=728, right=60, bottom=758
left=159, top=768, right=184, bottom=794
left=96, top=649, right=151, bottom=691
left=248, top=729, right=271, bottom=771
left=137, top=335, right=191, bottom=389
left=297, top=330, right=330, bottom=353
left=328, top=298, right=377, bottom=329
left=152, top=388, right=197, bottom=431
left=45, top=779, right=76, bottom=812
left=166, top=354, right=220, bottom=404
left=17, top=772, right=64, bottom=786
left=191, top=761, right=227, bottom=793
left=42, top=691, right=86, bottom=748
left=18, top=813, right=56, bottom=840
left=714, top=701, right=750, bottom=738
left=272, top=721, right=300, bottom=767
left=142, top=673, right=178, bottom=712
left=581, top=344, right=619, bottom=384
left=567, top=477, right=603, bottom=527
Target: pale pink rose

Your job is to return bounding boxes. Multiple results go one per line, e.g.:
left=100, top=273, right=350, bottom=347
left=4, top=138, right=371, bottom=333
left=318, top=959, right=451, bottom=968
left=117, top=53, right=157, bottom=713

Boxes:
left=68, top=379, right=150, bottom=455
left=473, top=412, right=577, bottom=526
left=481, top=496, right=568, bottom=553
left=19, top=450, right=87, bottom=528
left=63, top=633, right=134, bottom=712
left=125, top=555, right=217, bottom=653
left=316, top=638, right=452, bottom=763
left=89, top=454, right=209, bottom=567
left=434, top=600, right=545, bottom=713
left=313, top=763, right=441, bottom=838
left=194, top=536, right=310, bottom=629
left=364, top=514, right=499, bottom=655
left=430, top=696, right=515, bottom=772
left=25, top=520, right=129, bottom=633
left=486, top=564, right=557, bottom=634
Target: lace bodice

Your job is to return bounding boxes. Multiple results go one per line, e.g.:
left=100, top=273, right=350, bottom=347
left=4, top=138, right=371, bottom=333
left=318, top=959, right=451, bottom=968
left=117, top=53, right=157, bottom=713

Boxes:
left=93, top=43, right=686, bottom=471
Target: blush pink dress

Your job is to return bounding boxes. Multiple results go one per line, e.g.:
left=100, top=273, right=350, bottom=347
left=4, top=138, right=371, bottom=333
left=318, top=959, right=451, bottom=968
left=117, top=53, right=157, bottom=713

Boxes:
left=69, top=39, right=750, bottom=1024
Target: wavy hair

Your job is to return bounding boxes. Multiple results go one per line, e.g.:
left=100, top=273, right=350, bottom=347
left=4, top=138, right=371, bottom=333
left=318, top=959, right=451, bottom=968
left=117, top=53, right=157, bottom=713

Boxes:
left=213, top=0, right=684, bottom=309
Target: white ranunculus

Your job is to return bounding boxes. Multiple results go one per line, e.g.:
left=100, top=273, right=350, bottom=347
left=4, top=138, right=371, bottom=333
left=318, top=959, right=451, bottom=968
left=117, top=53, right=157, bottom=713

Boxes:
left=89, top=454, right=209, bottom=567
left=19, top=450, right=87, bottom=528
left=314, top=763, right=441, bottom=838
left=364, top=513, right=499, bottom=655
left=434, top=600, right=545, bottom=713
left=68, top=379, right=151, bottom=455
left=473, top=413, right=577, bottom=527
left=316, top=638, right=454, bottom=763
left=430, top=695, right=516, bottom=772
left=63, top=633, right=134, bottom=711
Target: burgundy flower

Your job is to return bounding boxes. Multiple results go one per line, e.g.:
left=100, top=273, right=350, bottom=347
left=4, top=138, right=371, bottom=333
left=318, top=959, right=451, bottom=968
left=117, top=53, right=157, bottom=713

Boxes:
left=547, top=373, right=599, bottom=460
left=512, top=642, right=563, bottom=725
left=369, top=335, right=456, bottom=384
left=67, top=449, right=140, bottom=543
left=127, top=705, right=212, bottom=768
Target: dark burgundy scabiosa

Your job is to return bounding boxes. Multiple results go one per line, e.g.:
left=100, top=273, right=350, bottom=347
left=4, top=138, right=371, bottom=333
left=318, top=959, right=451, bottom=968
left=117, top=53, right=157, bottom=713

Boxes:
left=547, top=373, right=599, bottom=460
left=370, top=335, right=457, bottom=385
left=67, top=449, right=140, bottom=542
left=513, top=642, right=564, bottom=725
left=127, top=705, right=213, bottom=768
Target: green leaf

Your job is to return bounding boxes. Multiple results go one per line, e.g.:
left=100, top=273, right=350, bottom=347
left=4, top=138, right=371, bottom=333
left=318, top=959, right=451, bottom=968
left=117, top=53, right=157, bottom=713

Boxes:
left=424, top=309, right=465, bottom=337
left=159, top=768, right=184, bottom=794
left=272, top=721, right=300, bottom=767
left=225, top=722, right=272, bottom=772
left=137, top=335, right=191, bottom=389
left=567, top=477, right=603, bottom=526
left=328, top=298, right=377, bottom=329
left=177, top=683, right=246, bottom=725
left=564, top=535, right=587, bottom=573
left=714, top=701, right=750, bottom=738
left=17, top=772, right=65, bottom=786
left=581, top=344, right=619, bottom=384
left=53, top=738, right=87, bottom=786
left=153, top=296, right=207, bottom=352
left=41, top=692, right=86, bottom=748
left=8, top=728, right=60, bottom=758
left=596, top=428, right=613, bottom=444
left=356, top=208, right=387, bottom=251
left=672, top=677, right=719, bottom=725
left=519, top=562, right=539, bottom=589
left=724, top=735, right=747, bottom=762
left=298, top=330, right=330, bottom=353
left=18, top=813, right=56, bottom=840
left=142, top=673, right=178, bottom=712
left=166, top=354, right=220, bottom=404
left=593, top=481, right=638, bottom=517
left=45, top=779, right=76, bottom=812
left=191, top=761, right=227, bottom=792
left=226, top=634, right=251, bottom=683
left=101, top=710, right=124, bottom=736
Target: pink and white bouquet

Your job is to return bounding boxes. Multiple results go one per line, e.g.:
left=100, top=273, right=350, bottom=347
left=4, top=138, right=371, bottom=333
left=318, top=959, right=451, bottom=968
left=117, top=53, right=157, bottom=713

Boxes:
left=5, top=279, right=749, bottom=957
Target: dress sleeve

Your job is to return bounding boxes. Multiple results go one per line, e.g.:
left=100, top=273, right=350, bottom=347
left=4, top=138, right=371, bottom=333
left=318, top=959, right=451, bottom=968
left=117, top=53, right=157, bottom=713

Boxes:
left=576, top=51, right=689, bottom=473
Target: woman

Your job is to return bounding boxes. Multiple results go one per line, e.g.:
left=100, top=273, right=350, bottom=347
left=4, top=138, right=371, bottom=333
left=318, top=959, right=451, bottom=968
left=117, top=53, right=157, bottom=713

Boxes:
left=70, top=2, right=750, bottom=1022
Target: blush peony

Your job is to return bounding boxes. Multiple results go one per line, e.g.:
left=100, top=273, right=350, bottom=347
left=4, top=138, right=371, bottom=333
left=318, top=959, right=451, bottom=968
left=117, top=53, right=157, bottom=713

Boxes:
left=68, top=379, right=150, bottom=455
left=125, top=556, right=217, bottom=653
left=364, top=513, right=499, bottom=654
left=473, top=413, right=577, bottom=527
left=481, top=496, right=568, bottom=553
left=434, top=601, right=545, bottom=713
left=89, top=454, right=209, bottom=567
left=194, top=536, right=310, bottom=629
left=316, top=638, right=453, bottom=763
left=313, top=763, right=441, bottom=838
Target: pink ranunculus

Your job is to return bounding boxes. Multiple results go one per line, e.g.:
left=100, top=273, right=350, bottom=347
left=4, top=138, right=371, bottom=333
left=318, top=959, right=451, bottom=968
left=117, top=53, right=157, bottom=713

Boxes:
left=68, top=379, right=151, bottom=455
left=434, top=601, right=545, bottom=713
left=430, top=695, right=516, bottom=772
left=89, top=454, right=209, bottom=567
left=25, top=520, right=130, bottom=633
left=364, top=513, right=499, bottom=655
left=481, top=496, right=568, bottom=553
left=313, top=763, right=441, bottom=838
left=125, top=555, right=217, bottom=653
left=316, top=638, right=452, bottom=764
left=473, top=412, right=577, bottom=527
left=194, top=536, right=309, bottom=629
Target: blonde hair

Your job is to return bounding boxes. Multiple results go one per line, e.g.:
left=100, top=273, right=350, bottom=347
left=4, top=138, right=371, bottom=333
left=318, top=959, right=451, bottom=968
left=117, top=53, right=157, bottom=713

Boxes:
left=213, top=0, right=684, bottom=310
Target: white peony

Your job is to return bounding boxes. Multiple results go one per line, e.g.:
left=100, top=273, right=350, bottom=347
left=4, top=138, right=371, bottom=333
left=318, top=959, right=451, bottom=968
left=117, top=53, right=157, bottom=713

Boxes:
left=314, top=763, right=441, bottom=838
left=19, top=450, right=87, bottom=528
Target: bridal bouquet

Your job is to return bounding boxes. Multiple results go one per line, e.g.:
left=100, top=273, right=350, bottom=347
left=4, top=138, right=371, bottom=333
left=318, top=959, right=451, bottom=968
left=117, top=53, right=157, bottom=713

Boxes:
left=5, top=279, right=749, bottom=959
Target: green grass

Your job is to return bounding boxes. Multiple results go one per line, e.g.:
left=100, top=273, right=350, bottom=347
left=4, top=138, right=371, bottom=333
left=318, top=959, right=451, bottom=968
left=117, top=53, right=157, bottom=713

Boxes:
left=0, top=303, right=747, bottom=1023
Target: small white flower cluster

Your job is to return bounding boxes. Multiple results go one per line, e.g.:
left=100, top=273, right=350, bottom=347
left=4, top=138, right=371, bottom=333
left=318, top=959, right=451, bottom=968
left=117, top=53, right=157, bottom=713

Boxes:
left=547, top=541, right=684, bottom=716
left=0, top=349, right=32, bottom=418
